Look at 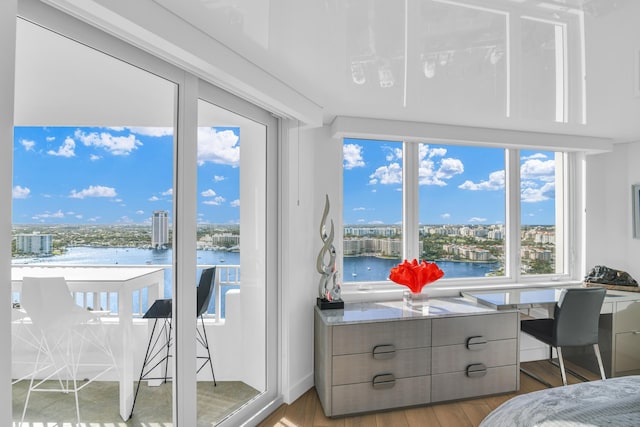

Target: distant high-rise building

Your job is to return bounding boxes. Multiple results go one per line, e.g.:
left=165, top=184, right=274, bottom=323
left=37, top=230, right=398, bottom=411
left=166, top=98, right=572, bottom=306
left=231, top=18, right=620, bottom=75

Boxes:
left=152, top=210, right=169, bottom=249
left=16, top=233, right=52, bottom=255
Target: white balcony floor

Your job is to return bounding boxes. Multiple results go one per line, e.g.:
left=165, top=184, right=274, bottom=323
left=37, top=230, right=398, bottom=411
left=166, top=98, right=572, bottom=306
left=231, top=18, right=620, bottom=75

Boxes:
left=13, top=380, right=258, bottom=426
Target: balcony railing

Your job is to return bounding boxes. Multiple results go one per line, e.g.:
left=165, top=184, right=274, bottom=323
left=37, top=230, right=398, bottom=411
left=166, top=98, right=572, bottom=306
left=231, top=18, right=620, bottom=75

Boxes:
left=11, top=264, right=240, bottom=320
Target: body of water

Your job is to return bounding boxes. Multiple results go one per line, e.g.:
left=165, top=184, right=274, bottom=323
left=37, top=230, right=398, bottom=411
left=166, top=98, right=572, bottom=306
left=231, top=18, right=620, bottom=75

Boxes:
left=343, top=256, right=499, bottom=282
left=13, top=247, right=498, bottom=314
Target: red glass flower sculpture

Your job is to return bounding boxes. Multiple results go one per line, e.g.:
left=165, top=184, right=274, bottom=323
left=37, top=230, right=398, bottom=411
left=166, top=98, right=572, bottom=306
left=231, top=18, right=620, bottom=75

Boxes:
left=389, top=259, right=444, bottom=293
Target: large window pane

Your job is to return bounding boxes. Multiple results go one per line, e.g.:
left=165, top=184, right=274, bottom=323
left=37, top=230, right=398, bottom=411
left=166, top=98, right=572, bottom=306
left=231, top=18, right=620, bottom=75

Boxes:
left=12, top=18, right=176, bottom=425
left=520, top=150, right=562, bottom=275
left=196, top=98, right=267, bottom=423
left=419, top=144, right=505, bottom=278
left=343, top=138, right=403, bottom=282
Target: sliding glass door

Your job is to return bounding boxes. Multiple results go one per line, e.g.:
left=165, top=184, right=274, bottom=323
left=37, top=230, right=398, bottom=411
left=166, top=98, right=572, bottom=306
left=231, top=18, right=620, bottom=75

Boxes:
left=13, top=4, right=279, bottom=426
left=193, top=83, right=277, bottom=426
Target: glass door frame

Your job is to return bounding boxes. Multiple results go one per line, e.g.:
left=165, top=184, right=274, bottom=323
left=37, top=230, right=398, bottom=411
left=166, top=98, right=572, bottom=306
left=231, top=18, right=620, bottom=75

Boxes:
left=192, top=79, right=279, bottom=427
left=14, top=2, right=280, bottom=425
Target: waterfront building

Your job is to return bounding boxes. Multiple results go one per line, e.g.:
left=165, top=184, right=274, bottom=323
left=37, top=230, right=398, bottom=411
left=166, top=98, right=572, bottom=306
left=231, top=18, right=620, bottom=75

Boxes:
left=151, top=210, right=169, bottom=249
left=15, top=233, right=52, bottom=255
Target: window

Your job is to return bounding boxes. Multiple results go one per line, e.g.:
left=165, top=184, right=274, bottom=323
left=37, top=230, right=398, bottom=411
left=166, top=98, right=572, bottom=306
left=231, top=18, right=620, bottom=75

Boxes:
left=520, top=150, right=563, bottom=275
left=418, top=143, right=505, bottom=278
left=343, top=139, right=569, bottom=287
left=343, top=139, right=403, bottom=282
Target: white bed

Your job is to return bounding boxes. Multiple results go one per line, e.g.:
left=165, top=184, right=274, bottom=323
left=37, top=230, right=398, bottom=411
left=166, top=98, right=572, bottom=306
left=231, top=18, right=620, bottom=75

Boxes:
left=480, top=376, right=640, bottom=427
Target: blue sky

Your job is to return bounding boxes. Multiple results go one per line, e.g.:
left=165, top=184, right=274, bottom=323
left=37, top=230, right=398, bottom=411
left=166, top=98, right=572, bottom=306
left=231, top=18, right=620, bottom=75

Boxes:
left=343, top=138, right=556, bottom=225
left=12, top=126, right=240, bottom=225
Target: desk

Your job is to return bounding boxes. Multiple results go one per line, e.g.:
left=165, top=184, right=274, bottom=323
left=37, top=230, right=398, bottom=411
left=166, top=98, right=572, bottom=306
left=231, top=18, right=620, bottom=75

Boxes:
left=461, top=287, right=566, bottom=311
left=461, top=286, right=640, bottom=378
left=12, top=266, right=165, bottom=421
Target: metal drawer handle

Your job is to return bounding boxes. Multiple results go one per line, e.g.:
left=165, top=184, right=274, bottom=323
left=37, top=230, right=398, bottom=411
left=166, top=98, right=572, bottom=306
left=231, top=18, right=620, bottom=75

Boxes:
left=372, top=373, right=396, bottom=389
left=372, top=344, right=396, bottom=359
left=466, top=363, right=487, bottom=378
left=466, top=336, right=487, bottom=350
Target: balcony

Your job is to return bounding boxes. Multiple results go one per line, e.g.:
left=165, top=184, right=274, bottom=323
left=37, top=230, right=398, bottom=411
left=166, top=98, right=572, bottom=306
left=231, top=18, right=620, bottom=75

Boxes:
left=11, top=264, right=259, bottom=426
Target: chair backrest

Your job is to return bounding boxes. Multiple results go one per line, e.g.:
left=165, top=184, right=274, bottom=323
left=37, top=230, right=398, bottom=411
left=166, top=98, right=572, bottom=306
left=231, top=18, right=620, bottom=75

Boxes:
left=21, top=276, right=88, bottom=330
left=553, top=287, right=606, bottom=347
left=196, top=267, right=216, bottom=317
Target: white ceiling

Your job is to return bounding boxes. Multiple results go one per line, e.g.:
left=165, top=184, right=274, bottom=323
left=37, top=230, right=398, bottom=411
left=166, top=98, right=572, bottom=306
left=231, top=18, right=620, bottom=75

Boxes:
left=15, top=0, right=640, bottom=142
left=151, top=0, right=640, bottom=142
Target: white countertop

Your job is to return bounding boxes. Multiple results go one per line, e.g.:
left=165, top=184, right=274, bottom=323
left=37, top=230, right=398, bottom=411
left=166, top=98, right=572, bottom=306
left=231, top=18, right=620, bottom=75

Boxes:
left=316, top=297, right=507, bottom=326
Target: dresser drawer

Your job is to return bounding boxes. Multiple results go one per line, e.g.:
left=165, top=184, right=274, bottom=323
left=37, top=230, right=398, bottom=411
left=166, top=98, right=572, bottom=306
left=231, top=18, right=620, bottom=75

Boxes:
left=615, top=332, right=640, bottom=374
left=332, top=375, right=431, bottom=416
left=431, top=312, right=518, bottom=346
left=431, top=365, right=518, bottom=402
left=333, top=347, right=431, bottom=385
left=431, top=339, right=517, bottom=374
left=614, top=301, right=640, bottom=333
left=332, top=319, right=430, bottom=355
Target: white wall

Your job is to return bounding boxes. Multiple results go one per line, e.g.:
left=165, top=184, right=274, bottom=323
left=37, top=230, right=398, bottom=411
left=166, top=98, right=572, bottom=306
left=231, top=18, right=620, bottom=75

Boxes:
left=280, top=122, right=343, bottom=403
left=0, top=1, right=16, bottom=425
left=585, top=141, right=640, bottom=281
left=586, top=2, right=640, bottom=142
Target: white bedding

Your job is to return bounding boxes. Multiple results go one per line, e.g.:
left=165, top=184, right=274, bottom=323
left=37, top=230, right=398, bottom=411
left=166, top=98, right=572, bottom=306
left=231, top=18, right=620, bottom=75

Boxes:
left=480, top=376, right=640, bottom=427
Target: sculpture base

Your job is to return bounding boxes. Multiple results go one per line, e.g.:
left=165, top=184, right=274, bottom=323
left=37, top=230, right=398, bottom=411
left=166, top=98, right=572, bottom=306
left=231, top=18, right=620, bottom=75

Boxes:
left=317, top=298, right=344, bottom=310
left=403, top=290, right=429, bottom=312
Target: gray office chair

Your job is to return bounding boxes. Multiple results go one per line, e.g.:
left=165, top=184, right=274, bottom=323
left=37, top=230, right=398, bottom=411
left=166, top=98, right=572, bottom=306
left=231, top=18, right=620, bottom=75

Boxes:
left=520, top=287, right=606, bottom=386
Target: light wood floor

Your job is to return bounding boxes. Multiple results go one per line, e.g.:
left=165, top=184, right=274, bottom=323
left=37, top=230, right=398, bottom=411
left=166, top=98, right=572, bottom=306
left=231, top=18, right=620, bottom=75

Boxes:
left=258, top=360, right=601, bottom=427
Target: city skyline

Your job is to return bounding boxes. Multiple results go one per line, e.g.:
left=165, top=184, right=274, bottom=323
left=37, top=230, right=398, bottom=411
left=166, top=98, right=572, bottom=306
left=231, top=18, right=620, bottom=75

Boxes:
left=12, top=126, right=240, bottom=225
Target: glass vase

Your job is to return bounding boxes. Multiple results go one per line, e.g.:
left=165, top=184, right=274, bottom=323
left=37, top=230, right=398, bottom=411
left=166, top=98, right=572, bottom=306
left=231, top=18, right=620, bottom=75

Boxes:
left=403, top=290, right=429, bottom=311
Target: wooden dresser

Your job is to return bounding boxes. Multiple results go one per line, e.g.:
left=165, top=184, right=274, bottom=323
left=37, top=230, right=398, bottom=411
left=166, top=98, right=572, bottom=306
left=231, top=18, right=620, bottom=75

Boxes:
left=314, top=298, right=519, bottom=417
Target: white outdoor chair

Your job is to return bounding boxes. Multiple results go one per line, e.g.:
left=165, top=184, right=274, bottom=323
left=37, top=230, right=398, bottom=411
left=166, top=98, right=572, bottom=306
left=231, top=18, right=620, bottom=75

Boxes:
left=19, top=276, right=118, bottom=426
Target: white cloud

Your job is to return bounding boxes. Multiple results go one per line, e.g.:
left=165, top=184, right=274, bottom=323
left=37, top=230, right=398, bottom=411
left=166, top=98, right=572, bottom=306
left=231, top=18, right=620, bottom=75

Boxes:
left=201, top=189, right=217, bottom=197
left=124, top=127, right=173, bottom=137
left=385, top=147, right=402, bottom=162
left=230, top=199, right=240, bottom=207
left=20, top=139, right=35, bottom=151
left=353, top=207, right=366, bottom=211
left=521, top=158, right=555, bottom=182
left=213, top=175, right=225, bottom=182
left=459, top=170, right=505, bottom=191
left=48, top=137, right=76, bottom=157
left=162, top=188, right=173, bottom=196
left=343, top=143, right=365, bottom=170
left=69, top=185, right=117, bottom=199
left=75, top=129, right=142, bottom=156
left=441, top=213, right=451, bottom=219
left=522, top=153, right=548, bottom=161
left=203, top=196, right=226, bottom=205
left=522, top=182, right=555, bottom=203
left=149, top=196, right=160, bottom=201
left=32, top=210, right=65, bottom=220
left=45, top=136, right=55, bottom=142
left=469, top=217, right=487, bottom=223
left=89, top=154, right=101, bottom=161
left=436, top=158, right=464, bottom=180
left=136, top=210, right=145, bottom=215
left=197, top=128, right=239, bottom=166
left=369, top=162, right=402, bottom=185
left=417, top=146, right=464, bottom=186
left=12, top=185, right=30, bottom=199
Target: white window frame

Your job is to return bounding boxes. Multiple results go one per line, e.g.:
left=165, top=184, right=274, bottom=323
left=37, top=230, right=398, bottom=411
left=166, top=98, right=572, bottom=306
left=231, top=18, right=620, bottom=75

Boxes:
left=341, top=138, right=578, bottom=296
